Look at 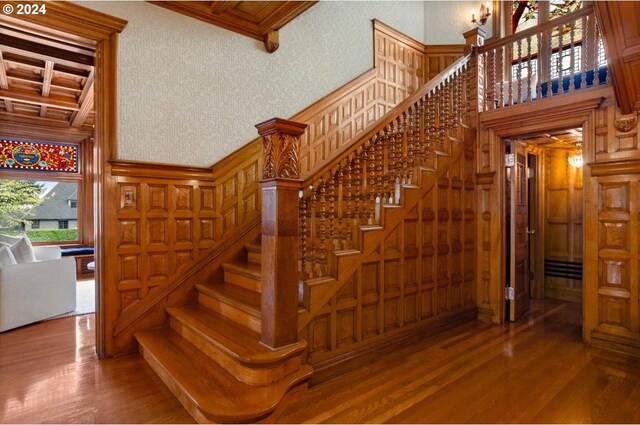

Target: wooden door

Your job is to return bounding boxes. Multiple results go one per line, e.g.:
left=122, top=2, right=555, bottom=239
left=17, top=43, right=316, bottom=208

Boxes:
left=510, top=141, right=530, bottom=321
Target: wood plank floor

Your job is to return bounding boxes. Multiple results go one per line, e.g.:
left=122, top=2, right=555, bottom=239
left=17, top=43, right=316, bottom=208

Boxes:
left=1, top=299, right=639, bottom=423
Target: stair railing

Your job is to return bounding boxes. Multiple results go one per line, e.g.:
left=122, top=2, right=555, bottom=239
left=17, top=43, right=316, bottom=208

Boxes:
left=479, top=3, right=607, bottom=111
left=255, top=41, right=477, bottom=350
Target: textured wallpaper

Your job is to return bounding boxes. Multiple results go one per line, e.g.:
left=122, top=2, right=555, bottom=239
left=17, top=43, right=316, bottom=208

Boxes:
left=78, top=1, right=429, bottom=167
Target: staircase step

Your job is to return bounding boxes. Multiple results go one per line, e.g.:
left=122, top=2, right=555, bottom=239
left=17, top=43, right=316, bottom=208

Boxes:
left=223, top=261, right=262, bottom=293
left=167, top=305, right=305, bottom=385
left=196, top=281, right=261, bottom=333
left=245, top=242, right=262, bottom=265
left=136, top=328, right=312, bottom=423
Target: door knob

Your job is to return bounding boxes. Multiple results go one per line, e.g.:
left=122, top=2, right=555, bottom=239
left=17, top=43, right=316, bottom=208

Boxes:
left=526, top=228, right=535, bottom=235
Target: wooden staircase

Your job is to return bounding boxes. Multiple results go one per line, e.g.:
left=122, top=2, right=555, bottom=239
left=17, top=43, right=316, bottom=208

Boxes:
left=136, top=243, right=313, bottom=424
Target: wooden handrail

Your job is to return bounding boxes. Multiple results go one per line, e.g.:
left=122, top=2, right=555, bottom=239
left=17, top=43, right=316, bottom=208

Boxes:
left=301, top=52, right=473, bottom=187
left=479, top=4, right=594, bottom=54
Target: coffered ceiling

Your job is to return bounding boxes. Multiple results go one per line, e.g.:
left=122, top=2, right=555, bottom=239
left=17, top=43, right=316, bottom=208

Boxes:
left=0, top=17, right=95, bottom=143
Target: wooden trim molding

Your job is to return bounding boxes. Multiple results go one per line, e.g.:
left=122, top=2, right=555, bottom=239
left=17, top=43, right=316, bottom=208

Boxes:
left=110, top=160, right=216, bottom=181
left=589, top=159, right=640, bottom=177
left=372, top=19, right=426, bottom=53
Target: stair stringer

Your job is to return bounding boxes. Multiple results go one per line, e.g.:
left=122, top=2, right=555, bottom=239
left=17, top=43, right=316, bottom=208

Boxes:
left=298, top=140, right=467, bottom=331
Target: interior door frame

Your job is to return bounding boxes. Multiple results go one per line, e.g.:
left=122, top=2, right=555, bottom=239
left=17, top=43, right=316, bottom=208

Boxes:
left=6, top=2, right=127, bottom=358
left=476, top=92, right=603, bottom=342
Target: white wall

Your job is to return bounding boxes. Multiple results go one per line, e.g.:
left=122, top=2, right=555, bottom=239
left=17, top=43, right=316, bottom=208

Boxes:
left=79, top=1, right=426, bottom=167
left=424, top=1, right=493, bottom=44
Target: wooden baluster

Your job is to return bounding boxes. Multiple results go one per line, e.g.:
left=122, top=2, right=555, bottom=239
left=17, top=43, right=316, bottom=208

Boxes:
left=308, top=186, right=317, bottom=278
left=407, top=109, right=415, bottom=184
left=438, top=86, right=446, bottom=154
left=361, top=143, right=371, bottom=225
left=517, top=39, right=523, bottom=103
left=536, top=32, right=543, bottom=100
left=318, top=179, right=327, bottom=276
left=498, top=45, right=504, bottom=107
left=428, top=90, right=436, bottom=156
left=400, top=112, right=408, bottom=184
left=595, top=20, right=603, bottom=85
left=490, top=50, right=497, bottom=111
left=335, top=165, right=344, bottom=249
left=327, top=174, right=336, bottom=251
left=547, top=25, right=554, bottom=95
left=376, top=131, right=384, bottom=202
left=387, top=120, right=397, bottom=203
left=353, top=151, right=362, bottom=223
left=588, top=14, right=597, bottom=87
left=367, top=141, right=380, bottom=224
left=569, top=22, right=575, bottom=93
left=382, top=126, right=390, bottom=204
left=299, top=189, right=308, bottom=279
left=508, top=45, right=514, bottom=106
left=580, top=16, right=591, bottom=81
left=416, top=98, right=425, bottom=163
left=557, top=26, right=563, bottom=95
left=343, top=161, right=353, bottom=245
left=526, top=36, right=532, bottom=101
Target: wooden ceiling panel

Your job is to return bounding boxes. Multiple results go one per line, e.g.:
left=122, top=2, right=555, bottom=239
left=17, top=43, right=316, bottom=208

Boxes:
left=149, top=1, right=317, bottom=53
left=0, top=18, right=95, bottom=142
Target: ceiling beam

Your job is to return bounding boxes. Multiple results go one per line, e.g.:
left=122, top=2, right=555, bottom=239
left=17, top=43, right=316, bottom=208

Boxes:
left=0, top=50, right=8, bottom=89
left=71, top=78, right=93, bottom=128
left=77, top=70, right=94, bottom=105
left=0, top=34, right=94, bottom=70
left=0, top=87, right=79, bottom=111
left=41, top=60, right=54, bottom=97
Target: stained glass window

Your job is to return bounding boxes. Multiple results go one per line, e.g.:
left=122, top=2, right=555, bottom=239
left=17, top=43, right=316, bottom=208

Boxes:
left=0, top=139, right=79, bottom=173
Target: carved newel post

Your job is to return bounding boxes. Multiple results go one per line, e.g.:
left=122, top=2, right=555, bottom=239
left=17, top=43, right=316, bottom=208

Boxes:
left=256, top=117, right=308, bottom=349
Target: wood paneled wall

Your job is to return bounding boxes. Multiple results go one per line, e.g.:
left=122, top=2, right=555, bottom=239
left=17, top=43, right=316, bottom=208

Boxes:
left=477, top=85, right=640, bottom=357
left=373, top=20, right=464, bottom=114
left=544, top=148, right=583, bottom=302
left=587, top=98, right=640, bottom=356
left=105, top=147, right=262, bottom=353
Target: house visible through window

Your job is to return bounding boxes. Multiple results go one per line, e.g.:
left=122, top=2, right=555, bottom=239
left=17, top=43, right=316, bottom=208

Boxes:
left=0, top=179, right=80, bottom=242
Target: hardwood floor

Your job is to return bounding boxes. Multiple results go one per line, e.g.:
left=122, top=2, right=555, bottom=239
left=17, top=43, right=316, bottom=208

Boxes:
left=1, top=300, right=638, bottom=423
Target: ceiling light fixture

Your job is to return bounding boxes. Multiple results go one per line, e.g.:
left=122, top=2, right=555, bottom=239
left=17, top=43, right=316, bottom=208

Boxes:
left=568, top=140, right=583, bottom=168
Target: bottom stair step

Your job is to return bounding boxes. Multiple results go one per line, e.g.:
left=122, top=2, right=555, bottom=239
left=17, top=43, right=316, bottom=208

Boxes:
left=136, top=328, right=313, bottom=424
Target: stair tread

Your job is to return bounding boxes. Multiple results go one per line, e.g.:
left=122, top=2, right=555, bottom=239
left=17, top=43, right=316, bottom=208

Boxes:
left=167, top=304, right=305, bottom=364
left=244, top=242, right=262, bottom=253
left=223, top=261, right=262, bottom=279
left=137, top=328, right=312, bottom=423
left=196, top=281, right=261, bottom=317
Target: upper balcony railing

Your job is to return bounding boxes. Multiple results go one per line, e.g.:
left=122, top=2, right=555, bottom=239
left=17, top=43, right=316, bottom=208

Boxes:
left=479, top=4, right=607, bottom=111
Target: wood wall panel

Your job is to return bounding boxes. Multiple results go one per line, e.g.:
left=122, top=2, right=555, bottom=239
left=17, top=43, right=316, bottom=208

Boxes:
left=373, top=20, right=464, bottom=115
left=306, top=151, right=476, bottom=366
left=544, top=148, right=583, bottom=302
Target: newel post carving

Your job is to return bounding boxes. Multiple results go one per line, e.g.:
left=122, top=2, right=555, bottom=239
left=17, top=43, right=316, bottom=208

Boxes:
left=256, top=117, right=308, bottom=349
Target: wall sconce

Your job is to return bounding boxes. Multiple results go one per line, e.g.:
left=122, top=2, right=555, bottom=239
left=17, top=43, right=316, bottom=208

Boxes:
left=568, top=140, right=583, bottom=168
left=471, top=2, right=491, bottom=26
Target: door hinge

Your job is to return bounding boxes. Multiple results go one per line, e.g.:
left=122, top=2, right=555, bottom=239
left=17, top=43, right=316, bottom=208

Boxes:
left=505, top=287, right=515, bottom=300
left=505, top=153, right=515, bottom=167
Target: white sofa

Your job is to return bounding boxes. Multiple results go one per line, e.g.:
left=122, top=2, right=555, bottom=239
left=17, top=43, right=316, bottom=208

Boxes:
left=0, top=246, right=76, bottom=332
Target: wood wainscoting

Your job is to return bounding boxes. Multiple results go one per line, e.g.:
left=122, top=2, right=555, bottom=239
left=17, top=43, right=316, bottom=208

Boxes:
left=304, top=146, right=478, bottom=381
left=478, top=86, right=640, bottom=357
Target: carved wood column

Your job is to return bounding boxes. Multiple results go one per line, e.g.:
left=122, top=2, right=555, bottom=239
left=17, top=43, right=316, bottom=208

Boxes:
left=256, top=117, right=308, bottom=349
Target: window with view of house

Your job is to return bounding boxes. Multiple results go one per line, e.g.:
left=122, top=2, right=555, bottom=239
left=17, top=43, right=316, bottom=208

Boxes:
left=0, top=179, right=80, bottom=242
